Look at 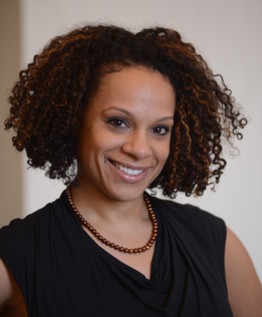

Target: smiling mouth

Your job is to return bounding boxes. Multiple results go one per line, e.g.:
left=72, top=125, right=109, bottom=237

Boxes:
left=108, top=160, right=144, bottom=176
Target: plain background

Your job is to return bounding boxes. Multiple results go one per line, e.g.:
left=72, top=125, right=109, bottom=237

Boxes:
left=1, top=0, right=261, bottom=281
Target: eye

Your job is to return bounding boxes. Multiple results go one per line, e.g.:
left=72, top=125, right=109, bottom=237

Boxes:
left=152, top=126, right=170, bottom=136
left=107, top=118, right=129, bottom=129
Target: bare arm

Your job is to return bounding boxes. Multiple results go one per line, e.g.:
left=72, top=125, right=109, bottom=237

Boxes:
left=0, top=258, right=27, bottom=316
left=225, top=228, right=262, bottom=317
left=0, top=258, right=13, bottom=312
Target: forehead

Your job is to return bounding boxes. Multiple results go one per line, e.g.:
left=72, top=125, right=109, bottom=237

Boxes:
left=91, top=66, right=176, bottom=109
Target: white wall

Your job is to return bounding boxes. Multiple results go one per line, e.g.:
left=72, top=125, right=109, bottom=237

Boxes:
left=4, top=0, right=262, bottom=280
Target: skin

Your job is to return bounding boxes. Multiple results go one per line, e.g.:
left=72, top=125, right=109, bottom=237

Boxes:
left=0, top=258, right=27, bottom=316
left=225, top=228, right=262, bottom=316
left=76, top=66, right=175, bottom=203
left=73, top=66, right=175, bottom=279
left=0, top=66, right=261, bottom=316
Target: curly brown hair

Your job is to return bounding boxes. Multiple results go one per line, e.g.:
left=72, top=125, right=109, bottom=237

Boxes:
left=4, top=24, right=247, bottom=197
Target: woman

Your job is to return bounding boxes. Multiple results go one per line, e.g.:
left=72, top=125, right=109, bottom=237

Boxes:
left=0, top=24, right=261, bottom=316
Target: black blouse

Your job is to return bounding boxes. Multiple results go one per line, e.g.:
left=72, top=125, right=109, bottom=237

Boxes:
left=0, top=192, right=233, bottom=316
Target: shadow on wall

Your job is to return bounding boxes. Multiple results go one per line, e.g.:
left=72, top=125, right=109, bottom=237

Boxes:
left=0, top=0, right=23, bottom=226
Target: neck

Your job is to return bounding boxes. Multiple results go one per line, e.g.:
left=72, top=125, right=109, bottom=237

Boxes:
left=70, top=183, right=147, bottom=224
left=66, top=186, right=158, bottom=255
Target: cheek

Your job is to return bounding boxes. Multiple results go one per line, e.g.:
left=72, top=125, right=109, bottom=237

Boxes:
left=156, top=140, right=171, bottom=164
left=81, top=133, right=122, bottom=159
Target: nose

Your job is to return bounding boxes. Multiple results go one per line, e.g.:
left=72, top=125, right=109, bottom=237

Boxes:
left=121, top=129, right=152, bottom=160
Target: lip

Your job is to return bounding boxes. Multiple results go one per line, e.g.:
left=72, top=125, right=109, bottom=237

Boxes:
left=106, top=159, right=150, bottom=183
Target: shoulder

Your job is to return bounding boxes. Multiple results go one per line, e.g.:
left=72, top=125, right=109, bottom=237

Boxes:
left=0, top=191, right=69, bottom=275
left=150, top=194, right=226, bottom=239
left=150, top=195, right=227, bottom=267
left=0, top=191, right=69, bottom=313
left=0, top=191, right=68, bottom=237
left=150, top=194, right=223, bottom=220
left=225, top=228, right=262, bottom=317
left=0, top=203, right=51, bottom=249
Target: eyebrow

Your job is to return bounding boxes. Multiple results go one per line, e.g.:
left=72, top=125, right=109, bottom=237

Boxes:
left=102, top=106, right=174, bottom=123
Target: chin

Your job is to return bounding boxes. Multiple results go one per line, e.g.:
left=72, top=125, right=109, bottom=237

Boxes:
left=106, top=186, right=148, bottom=202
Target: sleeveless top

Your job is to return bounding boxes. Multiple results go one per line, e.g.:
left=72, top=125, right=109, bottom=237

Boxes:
left=0, top=191, right=233, bottom=316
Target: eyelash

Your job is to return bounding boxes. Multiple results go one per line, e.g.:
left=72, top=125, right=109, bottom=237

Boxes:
left=106, top=118, right=170, bottom=136
left=151, top=126, right=170, bottom=136
left=107, top=118, right=129, bottom=128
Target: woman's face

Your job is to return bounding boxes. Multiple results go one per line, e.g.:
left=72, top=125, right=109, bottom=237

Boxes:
left=77, top=66, right=175, bottom=202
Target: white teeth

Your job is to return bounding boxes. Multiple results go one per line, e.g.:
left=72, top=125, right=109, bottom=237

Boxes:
left=114, top=162, right=143, bottom=176
left=119, top=165, right=143, bottom=176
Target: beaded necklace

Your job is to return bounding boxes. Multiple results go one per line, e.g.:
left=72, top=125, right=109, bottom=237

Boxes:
left=66, top=187, right=158, bottom=254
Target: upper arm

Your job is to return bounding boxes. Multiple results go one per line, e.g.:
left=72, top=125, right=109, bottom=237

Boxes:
left=225, top=227, right=262, bottom=317
left=0, top=258, right=13, bottom=312
left=0, top=258, right=26, bottom=314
